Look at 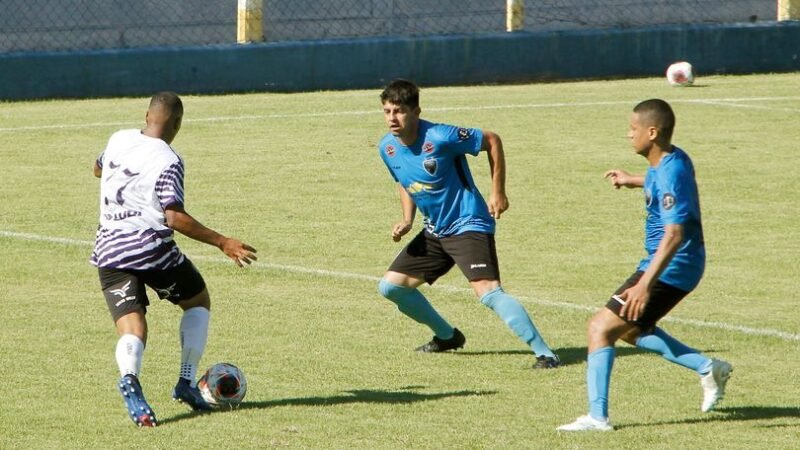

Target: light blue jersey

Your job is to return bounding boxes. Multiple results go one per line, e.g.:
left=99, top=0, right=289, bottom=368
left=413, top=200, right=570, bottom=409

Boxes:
left=378, top=120, right=495, bottom=237
left=639, top=146, right=705, bottom=291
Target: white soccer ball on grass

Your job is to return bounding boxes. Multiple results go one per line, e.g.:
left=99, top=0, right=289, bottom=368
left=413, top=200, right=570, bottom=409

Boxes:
left=666, top=61, right=695, bottom=86
left=198, top=362, right=247, bottom=408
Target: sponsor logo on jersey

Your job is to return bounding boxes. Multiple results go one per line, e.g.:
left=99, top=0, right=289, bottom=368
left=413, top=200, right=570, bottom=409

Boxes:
left=457, top=128, right=471, bottom=141
left=104, top=209, right=143, bottom=221
left=423, top=158, right=437, bottom=175
left=407, top=182, right=433, bottom=194
left=662, top=193, right=676, bottom=210
left=386, top=145, right=395, bottom=157
left=422, top=142, right=434, bottom=153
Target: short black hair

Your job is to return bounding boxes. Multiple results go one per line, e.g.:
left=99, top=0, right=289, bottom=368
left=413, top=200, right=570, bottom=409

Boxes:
left=633, top=98, right=675, bottom=142
left=149, top=91, right=183, bottom=115
left=380, top=79, right=419, bottom=109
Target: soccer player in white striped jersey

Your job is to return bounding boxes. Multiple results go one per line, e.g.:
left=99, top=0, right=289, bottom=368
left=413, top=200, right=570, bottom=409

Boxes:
left=91, top=92, right=257, bottom=427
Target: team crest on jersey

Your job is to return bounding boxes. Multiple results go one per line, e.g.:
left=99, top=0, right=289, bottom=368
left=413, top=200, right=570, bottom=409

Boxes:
left=457, top=128, right=471, bottom=141
left=662, top=193, right=676, bottom=210
left=423, top=158, right=438, bottom=175
left=422, top=142, right=434, bottom=153
left=386, top=145, right=395, bottom=157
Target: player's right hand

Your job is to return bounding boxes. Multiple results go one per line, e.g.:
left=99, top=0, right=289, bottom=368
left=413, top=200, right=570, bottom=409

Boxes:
left=220, top=238, right=258, bottom=267
left=391, top=221, right=413, bottom=242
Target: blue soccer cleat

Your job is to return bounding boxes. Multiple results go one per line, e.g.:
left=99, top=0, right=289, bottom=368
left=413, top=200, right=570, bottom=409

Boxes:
left=172, top=378, right=213, bottom=411
left=118, top=374, right=157, bottom=427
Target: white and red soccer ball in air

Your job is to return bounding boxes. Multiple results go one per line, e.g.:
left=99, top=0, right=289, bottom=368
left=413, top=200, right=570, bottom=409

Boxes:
left=198, top=362, right=247, bottom=408
left=666, top=61, right=695, bottom=86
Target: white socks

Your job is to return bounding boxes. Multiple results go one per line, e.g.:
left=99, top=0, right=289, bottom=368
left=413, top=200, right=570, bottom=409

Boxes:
left=115, top=334, right=144, bottom=377
left=179, top=307, right=210, bottom=387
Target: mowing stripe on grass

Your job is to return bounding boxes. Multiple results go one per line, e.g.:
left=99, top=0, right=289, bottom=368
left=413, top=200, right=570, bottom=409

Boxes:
left=1, top=96, right=798, bottom=133
left=3, top=229, right=799, bottom=343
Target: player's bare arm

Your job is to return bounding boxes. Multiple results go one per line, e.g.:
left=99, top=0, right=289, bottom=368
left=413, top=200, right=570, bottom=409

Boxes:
left=619, top=223, right=683, bottom=321
left=392, top=184, right=416, bottom=242
left=604, top=169, right=645, bottom=189
left=165, top=205, right=257, bottom=267
left=93, top=161, right=102, bottom=178
left=481, top=130, right=509, bottom=219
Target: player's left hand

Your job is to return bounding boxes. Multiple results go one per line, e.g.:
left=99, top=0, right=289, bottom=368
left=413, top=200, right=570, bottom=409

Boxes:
left=618, top=283, right=649, bottom=322
left=488, top=193, right=509, bottom=219
left=220, top=238, right=258, bottom=267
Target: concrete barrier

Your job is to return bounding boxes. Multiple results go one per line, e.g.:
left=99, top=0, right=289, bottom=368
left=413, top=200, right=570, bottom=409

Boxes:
left=1, top=21, right=798, bottom=100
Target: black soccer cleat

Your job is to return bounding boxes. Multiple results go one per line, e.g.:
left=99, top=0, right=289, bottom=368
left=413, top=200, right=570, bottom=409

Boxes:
left=172, top=378, right=213, bottom=411
left=532, top=354, right=561, bottom=369
left=415, top=328, right=466, bottom=352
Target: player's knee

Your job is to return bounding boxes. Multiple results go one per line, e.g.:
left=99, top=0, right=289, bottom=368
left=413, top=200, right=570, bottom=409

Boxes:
left=378, top=278, right=406, bottom=301
left=179, top=288, right=210, bottom=311
left=478, top=286, right=503, bottom=308
left=587, top=314, right=609, bottom=340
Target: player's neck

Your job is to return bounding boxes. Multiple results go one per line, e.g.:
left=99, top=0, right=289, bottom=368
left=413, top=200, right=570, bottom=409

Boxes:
left=645, top=143, right=673, bottom=167
left=397, top=122, right=420, bottom=146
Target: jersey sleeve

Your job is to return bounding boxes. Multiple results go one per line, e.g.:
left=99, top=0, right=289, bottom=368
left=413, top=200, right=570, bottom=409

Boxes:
left=155, top=160, right=185, bottom=210
left=657, top=161, right=695, bottom=225
left=438, top=124, right=483, bottom=156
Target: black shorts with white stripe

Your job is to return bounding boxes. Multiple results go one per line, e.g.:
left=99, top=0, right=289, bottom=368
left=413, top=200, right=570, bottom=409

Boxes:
left=388, top=230, right=500, bottom=285
left=605, top=271, right=690, bottom=332
left=98, top=258, right=206, bottom=321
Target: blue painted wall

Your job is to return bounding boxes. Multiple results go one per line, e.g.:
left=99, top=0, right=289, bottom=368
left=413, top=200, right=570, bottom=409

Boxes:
left=1, top=22, right=798, bottom=100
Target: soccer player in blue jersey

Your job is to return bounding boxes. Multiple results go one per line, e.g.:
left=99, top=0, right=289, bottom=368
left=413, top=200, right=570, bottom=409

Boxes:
left=92, top=92, right=257, bottom=426
left=376, top=79, right=559, bottom=368
left=558, top=99, right=732, bottom=431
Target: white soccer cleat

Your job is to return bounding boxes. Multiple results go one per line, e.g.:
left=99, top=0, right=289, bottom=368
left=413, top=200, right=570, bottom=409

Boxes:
left=557, top=415, right=614, bottom=432
left=701, top=358, right=732, bottom=412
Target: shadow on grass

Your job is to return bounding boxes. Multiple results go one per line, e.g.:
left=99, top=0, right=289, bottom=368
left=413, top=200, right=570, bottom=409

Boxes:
left=159, top=386, right=497, bottom=425
left=616, top=406, right=800, bottom=429
left=452, top=346, right=648, bottom=367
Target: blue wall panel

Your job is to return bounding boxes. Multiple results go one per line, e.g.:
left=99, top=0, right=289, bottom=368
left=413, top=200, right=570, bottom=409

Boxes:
left=1, top=22, right=798, bottom=100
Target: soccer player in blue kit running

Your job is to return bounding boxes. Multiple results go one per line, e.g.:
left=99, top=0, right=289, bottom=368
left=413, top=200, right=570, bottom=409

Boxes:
left=558, top=99, right=732, bottom=431
left=376, top=79, right=559, bottom=368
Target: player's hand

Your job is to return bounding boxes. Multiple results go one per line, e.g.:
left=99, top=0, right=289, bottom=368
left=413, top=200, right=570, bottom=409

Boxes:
left=618, top=283, right=649, bottom=322
left=604, top=169, right=635, bottom=189
left=391, top=220, right=413, bottom=242
left=220, top=238, right=258, bottom=267
left=488, top=193, right=509, bottom=219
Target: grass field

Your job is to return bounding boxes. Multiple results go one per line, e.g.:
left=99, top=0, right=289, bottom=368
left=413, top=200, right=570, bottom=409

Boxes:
left=1, top=73, right=799, bottom=449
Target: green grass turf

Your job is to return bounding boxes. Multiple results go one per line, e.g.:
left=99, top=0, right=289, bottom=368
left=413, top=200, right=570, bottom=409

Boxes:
left=1, top=73, right=798, bottom=449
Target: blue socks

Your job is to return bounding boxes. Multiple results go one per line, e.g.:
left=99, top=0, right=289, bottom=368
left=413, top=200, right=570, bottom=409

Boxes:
left=587, top=346, right=615, bottom=420
left=378, top=279, right=454, bottom=339
left=636, top=327, right=712, bottom=375
left=480, top=287, right=555, bottom=358
left=584, top=328, right=711, bottom=421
